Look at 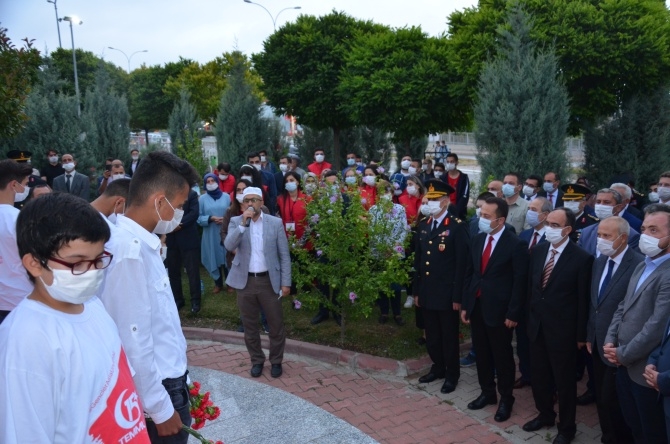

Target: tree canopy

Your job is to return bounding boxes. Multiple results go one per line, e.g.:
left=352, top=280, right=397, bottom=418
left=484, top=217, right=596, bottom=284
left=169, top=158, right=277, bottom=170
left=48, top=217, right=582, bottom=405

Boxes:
left=447, top=0, right=670, bottom=133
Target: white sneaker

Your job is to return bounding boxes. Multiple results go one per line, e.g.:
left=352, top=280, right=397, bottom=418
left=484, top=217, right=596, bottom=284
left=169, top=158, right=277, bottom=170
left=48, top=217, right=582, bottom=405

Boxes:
left=404, top=296, right=414, bottom=308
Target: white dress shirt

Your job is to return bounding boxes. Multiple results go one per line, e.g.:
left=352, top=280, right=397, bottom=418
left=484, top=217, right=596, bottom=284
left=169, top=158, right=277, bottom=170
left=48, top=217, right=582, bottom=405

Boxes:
left=482, top=226, right=505, bottom=256
left=238, top=212, right=268, bottom=273
left=598, top=246, right=627, bottom=292
left=544, top=236, right=570, bottom=268
left=529, top=226, right=546, bottom=249
left=98, top=215, right=187, bottom=424
left=0, top=205, right=33, bottom=311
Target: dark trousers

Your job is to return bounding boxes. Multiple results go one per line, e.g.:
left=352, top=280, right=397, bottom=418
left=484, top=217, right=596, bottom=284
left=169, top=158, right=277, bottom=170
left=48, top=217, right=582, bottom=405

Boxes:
left=577, top=347, right=595, bottom=392
left=237, top=275, right=285, bottom=365
left=379, top=283, right=401, bottom=317
left=146, top=371, right=192, bottom=444
left=530, top=327, right=577, bottom=437
left=515, top=315, right=531, bottom=383
left=471, top=301, right=515, bottom=400
left=591, top=346, right=633, bottom=443
left=166, top=246, right=201, bottom=306
left=0, top=310, right=10, bottom=325
left=423, top=307, right=460, bottom=383
left=616, top=367, right=667, bottom=444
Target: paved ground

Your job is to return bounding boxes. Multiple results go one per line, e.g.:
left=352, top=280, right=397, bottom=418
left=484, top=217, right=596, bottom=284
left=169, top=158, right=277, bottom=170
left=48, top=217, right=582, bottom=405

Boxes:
left=186, top=338, right=600, bottom=444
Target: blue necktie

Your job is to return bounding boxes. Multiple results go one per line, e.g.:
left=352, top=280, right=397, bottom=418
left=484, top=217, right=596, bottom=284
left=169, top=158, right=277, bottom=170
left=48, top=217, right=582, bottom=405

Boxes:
left=598, top=259, right=615, bottom=303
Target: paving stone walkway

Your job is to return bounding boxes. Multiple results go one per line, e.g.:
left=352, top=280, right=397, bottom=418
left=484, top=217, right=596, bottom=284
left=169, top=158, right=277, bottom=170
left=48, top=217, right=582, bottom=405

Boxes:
left=187, top=339, right=600, bottom=444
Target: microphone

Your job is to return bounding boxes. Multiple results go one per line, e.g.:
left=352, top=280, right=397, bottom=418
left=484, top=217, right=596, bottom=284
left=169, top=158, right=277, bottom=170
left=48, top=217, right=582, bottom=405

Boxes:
left=244, top=207, right=257, bottom=227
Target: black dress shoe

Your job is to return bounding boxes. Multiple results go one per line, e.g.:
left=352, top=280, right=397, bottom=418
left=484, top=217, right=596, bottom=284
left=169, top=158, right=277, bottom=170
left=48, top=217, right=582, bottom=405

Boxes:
left=271, top=363, right=283, bottom=378
left=250, top=364, right=263, bottom=378
left=310, top=312, right=329, bottom=325
left=553, top=433, right=574, bottom=444
left=522, top=416, right=555, bottom=432
left=191, top=302, right=201, bottom=314
left=576, top=390, right=596, bottom=406
left=494, top=399, right=514, bottom=422
left=467, top=393, right=497, bottom=410
left=418, top=372, right=445, bottom=384
left=440, top=380, right=457, bottom=394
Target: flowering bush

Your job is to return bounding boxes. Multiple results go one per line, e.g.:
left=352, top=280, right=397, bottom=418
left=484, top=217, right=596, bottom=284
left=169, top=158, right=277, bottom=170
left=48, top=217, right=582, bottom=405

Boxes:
left=181, top=381, right=223, bottom=444
left=290, top=183, right=412, bottom=342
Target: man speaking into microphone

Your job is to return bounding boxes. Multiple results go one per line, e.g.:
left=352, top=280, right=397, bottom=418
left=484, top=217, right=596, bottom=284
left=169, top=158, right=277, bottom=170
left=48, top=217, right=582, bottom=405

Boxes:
left=224, top=187, right=292, bottom=378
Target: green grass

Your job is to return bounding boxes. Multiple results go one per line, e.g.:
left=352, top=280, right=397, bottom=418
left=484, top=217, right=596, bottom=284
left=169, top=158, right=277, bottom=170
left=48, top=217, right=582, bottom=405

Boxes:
left=178, top=267, right=431, bottom=361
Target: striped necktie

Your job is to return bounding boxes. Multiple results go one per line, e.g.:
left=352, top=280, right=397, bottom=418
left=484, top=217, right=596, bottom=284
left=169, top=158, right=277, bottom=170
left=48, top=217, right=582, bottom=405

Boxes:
left=542, top=249, right=557, bottom=289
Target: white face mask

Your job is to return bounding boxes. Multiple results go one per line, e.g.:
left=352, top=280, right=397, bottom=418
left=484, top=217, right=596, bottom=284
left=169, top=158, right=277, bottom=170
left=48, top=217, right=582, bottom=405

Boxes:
left=206, top=183, right=219, bottom=192
left=421, top=164, right=429, bottom=172
left=544, top=226, right=567, bottom=244
left=132, top=155, right=139, bottom=161
left=639, top=234, right=669, bottom=258
left=13, top=182, right=29, bottom=202
left=426, top=200, right=442, bottom=216
left=563, top=201, right=580, bottom=213
left=108, top=201, right=125, bottom=225
left=236, top=194, right=244, bottom=204
left=401, top=160, right=411, bottom=170
left=347, top=158, right=356, bottom=166
left=49, top=156, right=59, bottom=164
left=252, top=164, right=261, bottom=171
left=219, top=174, right=228, bottom=181
left=433, top=171, right=443, bottom=179
left=408, top=166, right=418, bottom=175
left=658, top=187, right=670, bottom=202
left=445, top=162, right=456, bottom=172
left=406, top=185, right=417, bottom=196
left=304, top=183, right=317, bottom=194
left=279, top=164, right=288, bottom=172
left=420, top=204, right=431, bottom=216
left=345, top=176, right=357, bottom=185
left=260, top=156, right=266, bottom=162
left=522, top=185, right=535, bottom=197
left=63, top=162, right=75, bottom=172
left=315, top=154, right=325, bottom=163
left=241, top=175, right=253, bottom=182
left=363, top=176, right=376, bottom=186
left=153, top=197, right=184, bottom=234
left=381, top=194, right=392, bottom=201
left=648, top=191, right=659, bottom=203
left=543, top=182, right=555, bottom=193
left=111, top=173, right=125, bottom=181
left=594, top=204, right=614, bottom=220
left=285, top=182, right=298, bottom=192
left=596, top=235, right=621, bottom=257
left=478, top=217, right=498, bottom=234
left=394, top=189, right=403, bottom=196
left=40, top=268, right=104, bottom=305
left=475, top=208, right=482, bottom=218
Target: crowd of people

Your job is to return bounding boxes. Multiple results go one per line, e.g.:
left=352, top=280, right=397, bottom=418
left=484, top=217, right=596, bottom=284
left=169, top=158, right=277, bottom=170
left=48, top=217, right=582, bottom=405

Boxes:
left=2, top=145, right=670, bottom=444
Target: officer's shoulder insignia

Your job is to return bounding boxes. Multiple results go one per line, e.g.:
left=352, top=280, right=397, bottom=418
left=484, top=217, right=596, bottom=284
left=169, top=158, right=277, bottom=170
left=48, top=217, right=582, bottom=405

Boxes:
left=588, top=214, right=599, bottom=222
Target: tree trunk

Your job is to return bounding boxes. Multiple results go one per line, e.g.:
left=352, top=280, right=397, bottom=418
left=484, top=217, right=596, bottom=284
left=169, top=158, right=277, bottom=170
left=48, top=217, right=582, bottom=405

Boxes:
left=144, top=128, right=149, bottom=148
left=332, top=126, right=341, bottom=170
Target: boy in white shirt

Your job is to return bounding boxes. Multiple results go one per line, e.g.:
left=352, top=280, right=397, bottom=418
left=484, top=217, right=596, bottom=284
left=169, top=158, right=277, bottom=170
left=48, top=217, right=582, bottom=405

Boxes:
left=0, top=192, right=150, bottom=443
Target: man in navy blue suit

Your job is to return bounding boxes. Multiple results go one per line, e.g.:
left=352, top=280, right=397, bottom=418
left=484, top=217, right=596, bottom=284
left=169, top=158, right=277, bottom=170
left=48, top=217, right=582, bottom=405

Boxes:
left=247, top=152, right=278, bottom=214
left=610, top=183, right=643, bottom=233
left=646, top=317, right=670, bottom=444
left=578, top=188, right=640, bottom=256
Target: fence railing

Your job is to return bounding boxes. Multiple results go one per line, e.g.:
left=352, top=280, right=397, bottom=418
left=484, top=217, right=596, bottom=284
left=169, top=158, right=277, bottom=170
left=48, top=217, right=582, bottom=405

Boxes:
left=434, top=132, right=584, bottom=151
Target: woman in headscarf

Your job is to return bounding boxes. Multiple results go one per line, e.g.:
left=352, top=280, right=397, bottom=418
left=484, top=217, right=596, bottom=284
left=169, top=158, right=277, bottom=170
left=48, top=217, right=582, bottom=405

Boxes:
left=198, top=173, right=231, bottom=293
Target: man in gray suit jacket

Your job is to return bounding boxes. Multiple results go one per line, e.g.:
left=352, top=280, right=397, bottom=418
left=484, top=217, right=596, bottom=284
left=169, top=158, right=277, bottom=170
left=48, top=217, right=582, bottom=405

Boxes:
left=52, top=153, right=90, bottom=201
left=604, top=204, right=670, bottom=443
left=586, top=217, right=643, bottom=443
left=224, top=187, right=291, bottom=379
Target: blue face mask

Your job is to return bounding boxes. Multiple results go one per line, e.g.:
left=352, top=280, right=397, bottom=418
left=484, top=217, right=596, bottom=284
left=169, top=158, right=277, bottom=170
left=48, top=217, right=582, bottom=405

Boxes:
left=285, top=182, right=298, bottom=192
left=345, top=176, right=357, bottom=185
left=478, top=217, right=499, bottom=234
left=525, top=210, right=541, bottom=227
left=347, top=158, right=356, bottom=166
left=502, top=184, right=516, bottom=198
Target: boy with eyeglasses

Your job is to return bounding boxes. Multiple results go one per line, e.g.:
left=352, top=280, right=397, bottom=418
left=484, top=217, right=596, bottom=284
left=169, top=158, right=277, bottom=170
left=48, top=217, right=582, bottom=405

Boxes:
left=0, top=192, right=150, bottom=443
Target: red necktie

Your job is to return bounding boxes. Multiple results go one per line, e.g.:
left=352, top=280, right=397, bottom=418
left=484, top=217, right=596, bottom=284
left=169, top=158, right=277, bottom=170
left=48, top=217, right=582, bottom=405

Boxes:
left=477, top=236, right=494, bottom=298
left=530, top=232, right=539, bottom=249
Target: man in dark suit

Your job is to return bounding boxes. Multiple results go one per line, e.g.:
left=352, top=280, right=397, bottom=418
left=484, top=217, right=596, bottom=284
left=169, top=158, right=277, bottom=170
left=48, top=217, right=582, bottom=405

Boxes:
left=523, top=207, right=593, bottom=444
left=127, top=148, right=141, bottom=177
left=578, top=188, right=640, bottom=256
left=605, top=204, right=670, bottom=443
left=461, top=197, right=528, bottom=422
left=413, top=180, right=470, bottom=394
left=539, top=171, right=564, bottom=209
left=610, top=183, right=643, bottom=233
left=166, top=189, right=202, bottom=313
left=586, top=216, right=642, bottom=443
left=52, top=153, right=90, bottom=201
left=443, top=153, right=470, bottom=220
left=515, top=196, right=551, bottom=389
left=274, top=155, right=290, bottom=193
left=247, top=152, right=278, bottom=214
left=645, top=317, right=670, bottom=444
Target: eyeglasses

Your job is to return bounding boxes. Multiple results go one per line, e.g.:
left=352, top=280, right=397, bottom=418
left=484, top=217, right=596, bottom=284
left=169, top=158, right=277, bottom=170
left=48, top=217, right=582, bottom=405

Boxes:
left=243, top=198, right=261, bottom=204
left=48, top=252, right=113, bottom=275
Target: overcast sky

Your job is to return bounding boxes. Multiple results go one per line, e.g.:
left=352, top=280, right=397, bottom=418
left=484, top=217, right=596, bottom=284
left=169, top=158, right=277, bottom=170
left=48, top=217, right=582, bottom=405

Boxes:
left=3, top=0, right=481, bottom=71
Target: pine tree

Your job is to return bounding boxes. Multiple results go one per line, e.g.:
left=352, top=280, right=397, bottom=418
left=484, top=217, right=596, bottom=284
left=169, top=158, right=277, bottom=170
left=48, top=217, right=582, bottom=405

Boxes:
left=584, top=87, right=670, bottom=189
left=214, top=62, right=266, bottom=171
left=169, top=87, right=208, bottom=177
left=80, top=65, right=130, bottom=166
left=474, top=4, right=569, bottom=181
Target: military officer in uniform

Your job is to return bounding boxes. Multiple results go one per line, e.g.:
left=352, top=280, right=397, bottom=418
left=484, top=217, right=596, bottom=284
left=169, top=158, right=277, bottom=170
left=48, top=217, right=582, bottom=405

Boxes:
left=413, top=180, right=471, bottom=394
left=561, top=183, right=598, bottom=243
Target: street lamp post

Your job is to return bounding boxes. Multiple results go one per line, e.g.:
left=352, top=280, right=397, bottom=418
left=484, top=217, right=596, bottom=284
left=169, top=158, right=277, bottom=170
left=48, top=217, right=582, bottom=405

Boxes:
left=107, top=47, right=149, bottom=73
left=242, top=0, right=301, bottom=31
left=60, top=16, right=82, bottom=117
left=46, top=0, right=62, bottom=48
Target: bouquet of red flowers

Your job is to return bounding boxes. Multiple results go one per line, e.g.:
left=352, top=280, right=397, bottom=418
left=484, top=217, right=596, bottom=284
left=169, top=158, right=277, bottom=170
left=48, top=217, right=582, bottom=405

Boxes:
left=181, top=381, right=223, bottom=444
